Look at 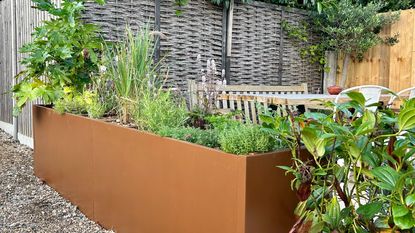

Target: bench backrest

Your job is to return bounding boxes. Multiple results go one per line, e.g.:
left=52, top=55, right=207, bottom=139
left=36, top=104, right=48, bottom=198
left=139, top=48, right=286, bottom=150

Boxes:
left=187, top=80, right=308, bottom=124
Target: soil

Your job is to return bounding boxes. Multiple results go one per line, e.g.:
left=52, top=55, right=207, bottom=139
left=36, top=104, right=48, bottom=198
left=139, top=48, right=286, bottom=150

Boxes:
left=0, top=129, right=114, bottom=233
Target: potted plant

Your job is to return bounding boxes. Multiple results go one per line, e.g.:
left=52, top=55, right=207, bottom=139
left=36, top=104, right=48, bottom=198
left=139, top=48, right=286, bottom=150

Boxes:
left=261, top=93, right=415, bottom=232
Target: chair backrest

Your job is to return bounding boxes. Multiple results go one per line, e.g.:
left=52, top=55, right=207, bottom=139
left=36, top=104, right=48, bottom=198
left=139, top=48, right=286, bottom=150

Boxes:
left=388, top=86, right=415, bottom=106
left=334, top=85, right=391, bottom=113
left=187, top=79, right=308, bottom=124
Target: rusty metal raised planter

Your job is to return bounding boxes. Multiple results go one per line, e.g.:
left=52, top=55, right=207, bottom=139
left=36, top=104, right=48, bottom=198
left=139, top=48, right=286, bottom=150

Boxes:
left=33, top=105, right=300, bottom=233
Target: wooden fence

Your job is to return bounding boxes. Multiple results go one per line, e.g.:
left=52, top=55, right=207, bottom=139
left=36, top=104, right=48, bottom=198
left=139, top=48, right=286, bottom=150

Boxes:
left=0, top=0, right=61, bottom=146
left=337, top=9, right=415, bottom=92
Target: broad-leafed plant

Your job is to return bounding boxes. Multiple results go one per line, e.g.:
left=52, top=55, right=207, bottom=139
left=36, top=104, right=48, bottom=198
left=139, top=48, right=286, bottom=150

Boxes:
left=261, top=94, right=415, bottom=232
left=12, top=0, right=105, bottom=114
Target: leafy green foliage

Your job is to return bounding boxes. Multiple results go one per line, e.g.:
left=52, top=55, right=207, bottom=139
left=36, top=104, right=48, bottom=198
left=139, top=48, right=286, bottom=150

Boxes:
left=281, top=20, right=327, bottom=69
left=133, top=89, right=188, bottom=133
left=158, top=127, right=219, bottom=148
left=205, top=113, right=243, bottom=131
left=262, top=95, right=415, bottom=231
left=13, top=0, right=105, bottom=114
left=218, top=124, right=279, bottom=155
left=54, top=88, right=106, bottom=119
left=314, top=0, right=399, bottom=59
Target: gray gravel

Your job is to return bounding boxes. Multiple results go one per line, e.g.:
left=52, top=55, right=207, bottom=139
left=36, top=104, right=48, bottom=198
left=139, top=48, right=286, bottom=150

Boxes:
left=0, top=130, right=114, bottom=233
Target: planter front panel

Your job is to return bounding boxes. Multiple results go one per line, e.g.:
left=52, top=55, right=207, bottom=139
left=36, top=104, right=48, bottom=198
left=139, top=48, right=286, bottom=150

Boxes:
left=33, top=106, right=94, bottom=218
left=91, top=123, right=246, bottom=233
left=33, top=105, right=299, bottom=233
left=245, top=152, right=298, bottom=232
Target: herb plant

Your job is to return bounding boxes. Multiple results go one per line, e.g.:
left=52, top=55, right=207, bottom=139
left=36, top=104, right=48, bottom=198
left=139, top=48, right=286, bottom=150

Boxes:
left=218, top=124, right=278, bottom=155
left=133, top=88, right=188, bottom=133
left=13, top=0, right=105, bottom=114
left=158, top=127, right=219, bottom=148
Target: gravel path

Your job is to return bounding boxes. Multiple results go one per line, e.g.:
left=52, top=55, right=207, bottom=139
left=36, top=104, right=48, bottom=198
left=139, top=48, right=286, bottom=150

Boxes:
left=0, top=130, right=113, bottom=233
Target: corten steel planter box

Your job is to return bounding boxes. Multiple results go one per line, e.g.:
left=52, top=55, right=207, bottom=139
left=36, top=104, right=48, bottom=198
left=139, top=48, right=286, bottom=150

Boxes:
left=33, top=105, right=301, bottom=233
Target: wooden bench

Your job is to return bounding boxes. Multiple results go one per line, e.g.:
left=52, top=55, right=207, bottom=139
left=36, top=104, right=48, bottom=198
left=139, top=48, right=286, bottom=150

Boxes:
left=187, top=80, right=308, bottom=124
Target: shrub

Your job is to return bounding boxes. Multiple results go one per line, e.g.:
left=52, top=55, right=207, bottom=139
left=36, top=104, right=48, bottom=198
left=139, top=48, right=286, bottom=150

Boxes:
left=218, top=124, right=278, bottom=155
left=54, top=89, right=105, bottom=119
left=158, top=127, right=219, bottom=148
left=13, top=0, right=105, bottom=114
left=261, top=93, right=415, bottom=231
left=133, top=89, right=188, bottom=133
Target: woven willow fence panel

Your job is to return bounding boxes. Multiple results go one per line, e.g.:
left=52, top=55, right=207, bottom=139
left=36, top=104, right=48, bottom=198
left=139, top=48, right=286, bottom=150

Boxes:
left=83, top=0, right=155, bottom=41
left=160, top=0, right=224, bottom=89
left=232, top=1, right=321, bottom=93
left=83, top=0, right=321, bottom=92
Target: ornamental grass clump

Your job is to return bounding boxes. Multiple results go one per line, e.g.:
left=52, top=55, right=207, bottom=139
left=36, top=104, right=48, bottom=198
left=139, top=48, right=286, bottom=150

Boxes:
left=105, top=26, right=157, bottom=123
left=261, top=93, right=415, bottom=232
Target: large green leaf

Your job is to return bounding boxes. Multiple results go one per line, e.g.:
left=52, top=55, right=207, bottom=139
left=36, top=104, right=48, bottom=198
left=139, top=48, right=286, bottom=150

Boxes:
left=355, top=111, right=376, bottom=135
left=356, top=202, right=383, bottom=220
left=346, top=91, right=366, bottom=106
left=392, top=205, right=415, bottom=230
left=371, top=166, right=400, bottom=191
left=398, top=107, right=415, bottom=131
left=405, top=194, right=415, bottom=206
left=301, top=127, right=326, bottom=157
left=322, top=197, right=340, bottom=228
left=392, top=204, right=409, bottom=218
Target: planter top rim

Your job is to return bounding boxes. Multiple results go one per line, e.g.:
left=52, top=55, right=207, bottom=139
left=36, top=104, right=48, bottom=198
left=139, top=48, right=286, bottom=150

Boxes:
left=33, top=104, right=291, bottom=158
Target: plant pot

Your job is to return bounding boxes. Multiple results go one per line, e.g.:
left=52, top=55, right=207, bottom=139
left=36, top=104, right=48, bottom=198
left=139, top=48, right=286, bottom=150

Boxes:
left=327, top=85, right=343, bottom=95
left=33, top=105, right=305, bottom=233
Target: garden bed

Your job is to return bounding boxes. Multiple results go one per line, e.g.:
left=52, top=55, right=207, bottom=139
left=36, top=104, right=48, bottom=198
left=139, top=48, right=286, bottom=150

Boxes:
left=33, top=104, right=301, bottom=233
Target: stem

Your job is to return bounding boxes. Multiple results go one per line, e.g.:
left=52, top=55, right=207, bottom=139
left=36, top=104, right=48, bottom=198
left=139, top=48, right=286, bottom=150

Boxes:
left=334, top=177, right=350, bottom=207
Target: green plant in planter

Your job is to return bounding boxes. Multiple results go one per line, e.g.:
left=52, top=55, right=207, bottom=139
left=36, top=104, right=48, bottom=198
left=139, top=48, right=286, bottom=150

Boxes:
left=261, top=93, right=415, bottom=232
left=158, top=127, right=219, bottom=148
left=104, top=26, right=157, bottom=123
left=54, top=87, right=105, bottom=119
left=132, top=87, right=188, bottom=133
left=12, top=0, right=105, bottom=114
left=218, top=123, right=280, bottom=155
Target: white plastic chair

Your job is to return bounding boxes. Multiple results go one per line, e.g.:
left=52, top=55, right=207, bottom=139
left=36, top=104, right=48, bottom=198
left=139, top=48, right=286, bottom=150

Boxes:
left=334, top=85, right=391, bottom=113
left=388, top=86, right=415, bottom=106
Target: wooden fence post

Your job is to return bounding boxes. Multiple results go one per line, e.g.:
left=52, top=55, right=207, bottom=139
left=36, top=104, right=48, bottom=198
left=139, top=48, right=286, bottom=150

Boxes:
left=225, top=0, right=234, bottom=84
left=278, top=8, right=284, bottom=86
left=222, top=4, right=228, bottom=83
left=323, top=51, right=337, bottom=93
left=154, top=0, right=161, bottom=64
left=11, top=0, right=18, bottom=140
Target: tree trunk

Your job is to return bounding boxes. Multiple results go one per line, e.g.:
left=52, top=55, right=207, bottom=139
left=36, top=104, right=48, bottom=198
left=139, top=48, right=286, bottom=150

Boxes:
left=340, top=54, right=350, bottom=88
left=323, top=51, right=338, bottom=93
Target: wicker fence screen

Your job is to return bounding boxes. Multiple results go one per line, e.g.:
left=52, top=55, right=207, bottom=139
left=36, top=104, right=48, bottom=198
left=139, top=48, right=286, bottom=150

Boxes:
left=159, top=0, right=224, bottom=89
left=83, top=0, right=322, bottom=92
left=232, top=2, right=321, bottom=92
